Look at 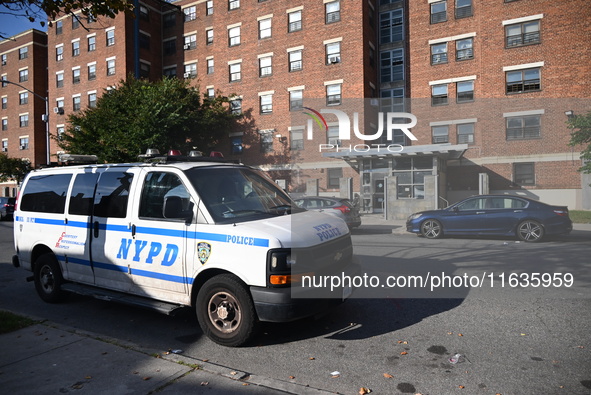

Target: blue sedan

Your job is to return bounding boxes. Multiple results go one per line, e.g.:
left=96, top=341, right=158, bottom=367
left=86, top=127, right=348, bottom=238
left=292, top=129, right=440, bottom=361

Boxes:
left=406, top=195, right=572, bottom=242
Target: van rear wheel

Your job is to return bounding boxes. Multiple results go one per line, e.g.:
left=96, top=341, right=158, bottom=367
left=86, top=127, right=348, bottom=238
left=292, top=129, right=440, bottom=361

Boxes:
left=196, top=274, right=259, bottom=347
left=34, top=253, right=65, bottom=303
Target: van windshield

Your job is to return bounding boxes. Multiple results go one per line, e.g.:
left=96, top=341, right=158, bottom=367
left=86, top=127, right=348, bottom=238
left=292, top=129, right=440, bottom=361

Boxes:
left=185, top=166, right=303, bottom=223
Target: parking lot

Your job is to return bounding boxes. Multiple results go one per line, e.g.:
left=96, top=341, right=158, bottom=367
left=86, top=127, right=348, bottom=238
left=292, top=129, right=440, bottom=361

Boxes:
left=1, top=218, right=590, bottom=394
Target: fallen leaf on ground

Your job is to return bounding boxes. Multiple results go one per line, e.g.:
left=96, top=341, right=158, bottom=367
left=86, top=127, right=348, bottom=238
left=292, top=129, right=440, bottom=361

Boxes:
left=359, top=387, right=372, bottom=394
left=400, top=351, right=408, bottom=355
left=383, top=373, right=393, bottom=378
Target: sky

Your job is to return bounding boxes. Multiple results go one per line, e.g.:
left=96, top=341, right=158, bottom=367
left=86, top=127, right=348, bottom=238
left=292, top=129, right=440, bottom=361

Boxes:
left=0, top=5, right=47, bottom=40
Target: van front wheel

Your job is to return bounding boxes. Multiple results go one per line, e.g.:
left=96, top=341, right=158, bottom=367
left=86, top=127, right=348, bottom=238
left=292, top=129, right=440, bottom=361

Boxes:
left=196, top=274, right=259, bottom=347
left=34, top=253, right=65, bottom=303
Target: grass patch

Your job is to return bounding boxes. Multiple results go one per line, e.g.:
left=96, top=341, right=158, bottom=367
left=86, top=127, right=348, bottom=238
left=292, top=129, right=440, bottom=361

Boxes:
left=0, top=311, right=38, bottom=334
left=570, top=210, right=591, bottom=224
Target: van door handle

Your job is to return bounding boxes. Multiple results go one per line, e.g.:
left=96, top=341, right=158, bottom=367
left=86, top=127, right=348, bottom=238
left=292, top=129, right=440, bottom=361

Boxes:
left=514, top=210, right=523, bottom=213
left=476, top=211, right=486, bottom=214
left=93, top=221, right=99, bottom=238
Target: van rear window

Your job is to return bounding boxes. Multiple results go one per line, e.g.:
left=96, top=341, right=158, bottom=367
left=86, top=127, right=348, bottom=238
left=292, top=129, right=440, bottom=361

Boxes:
left=20, top=174, right=72, bottom=213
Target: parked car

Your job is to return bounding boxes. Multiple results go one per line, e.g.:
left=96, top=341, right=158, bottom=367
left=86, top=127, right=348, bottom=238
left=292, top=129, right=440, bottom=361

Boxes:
left=406, top=195, right=572, bottom=242
left=0, top=197, right=15, bottom=221
left=293, top=196, right=361, bottom=229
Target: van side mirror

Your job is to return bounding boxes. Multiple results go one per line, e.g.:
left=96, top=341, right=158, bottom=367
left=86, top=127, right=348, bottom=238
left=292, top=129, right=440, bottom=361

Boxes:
left=163, top=196, right=194, bottom=222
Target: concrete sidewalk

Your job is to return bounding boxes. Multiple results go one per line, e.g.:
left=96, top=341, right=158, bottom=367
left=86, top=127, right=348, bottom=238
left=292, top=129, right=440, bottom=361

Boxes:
left=0, top=321, right=332, bottom=395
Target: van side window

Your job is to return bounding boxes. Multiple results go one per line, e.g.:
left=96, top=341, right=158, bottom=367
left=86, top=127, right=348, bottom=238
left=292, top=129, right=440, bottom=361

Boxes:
left=139, top=172, right=190, bottom=219
left=20, top=174, right=72, bottom=213
left=93, top=171, right=133, bottom=218
left=69, top=173, right=99, bottom=215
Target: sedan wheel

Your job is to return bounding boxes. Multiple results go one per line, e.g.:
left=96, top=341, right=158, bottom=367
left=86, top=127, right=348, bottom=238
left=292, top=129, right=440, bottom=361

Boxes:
left=517, top=220, right=544, bottom=242
left=421, top=219, right=443, bottom=239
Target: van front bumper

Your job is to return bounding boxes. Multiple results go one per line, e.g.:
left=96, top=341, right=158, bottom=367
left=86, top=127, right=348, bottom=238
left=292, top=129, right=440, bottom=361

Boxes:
left=250, top=258, right=361, bottom=322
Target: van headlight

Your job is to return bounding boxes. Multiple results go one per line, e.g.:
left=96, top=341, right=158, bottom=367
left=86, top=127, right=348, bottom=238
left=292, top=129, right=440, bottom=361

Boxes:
left=267, top=249, right=301, bottom=286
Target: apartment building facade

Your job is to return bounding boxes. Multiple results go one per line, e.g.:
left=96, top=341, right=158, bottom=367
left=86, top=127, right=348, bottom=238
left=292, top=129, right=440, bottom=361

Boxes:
left=0, top=29, right=48, bottom=197
left=1, top=0, right=589, bottom=213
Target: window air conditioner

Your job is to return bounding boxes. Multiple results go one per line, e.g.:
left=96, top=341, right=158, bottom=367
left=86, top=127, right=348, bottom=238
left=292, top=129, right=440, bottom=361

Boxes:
left=2, top=147, right=7, bottom=152
left=53, top=107, right=64, bottom=115
left=329, top=56, right=341, bottom=64
left=183, top=72, right=191, bottom=78
left=184, top=43, right=192, bottom=50
left=20, top=144, right=26, bottom=150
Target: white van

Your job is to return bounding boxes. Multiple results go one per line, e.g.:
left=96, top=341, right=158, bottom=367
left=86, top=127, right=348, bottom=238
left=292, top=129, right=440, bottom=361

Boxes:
left=12, top=157, right=358, bottom=346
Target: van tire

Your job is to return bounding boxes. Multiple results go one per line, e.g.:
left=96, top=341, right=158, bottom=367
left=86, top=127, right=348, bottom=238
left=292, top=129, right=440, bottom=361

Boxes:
left=196, top=274, right=259, bottom=347
left=34, top=253, right=66, bottom=303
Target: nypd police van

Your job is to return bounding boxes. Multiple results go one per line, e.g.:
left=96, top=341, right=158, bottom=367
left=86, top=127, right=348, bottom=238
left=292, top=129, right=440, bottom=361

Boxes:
left=12, top=155, right=357, bottom=346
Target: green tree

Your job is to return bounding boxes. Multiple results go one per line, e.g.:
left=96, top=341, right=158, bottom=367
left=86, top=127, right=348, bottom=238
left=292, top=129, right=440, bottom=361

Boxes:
left=568, top=111, right=591, bottom=175
left=0, top=153, right=32, bottom=184
left=58, top=76, right=236, bottom=163
left=1, top=0, right=134, bottom=39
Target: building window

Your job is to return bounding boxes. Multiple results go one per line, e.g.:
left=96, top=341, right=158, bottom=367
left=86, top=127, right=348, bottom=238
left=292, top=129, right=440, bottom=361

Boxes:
left=260, top=130, right=274, bottom=153
left=380, top=48, right=404, bottom=82
left=139, top=5, right=149, bottom=20
left=206, top=1, right=213, bottom=15
left=290, top=128, right=304, bottom=150
left=207, top=58, right=214, bottom=74
left=456, top=80, right=474, bottom=102
left=56, top=46, right=64, bottom=61
left=506, top=114, right=541, bottom=140
left=506, top=68, right=540, bottom=94
left=163, top=13, right=176, bottom=28
left=106, top=30, right=115, bottom=46
left=289, top=50, right=303, bottom=72
left=56, top=99, right=64, bottom=111
left=163, top=67, right=176, bottom=78
left=431, top=43, right=448, bottom=65
left=505, top=20, right=540, bottom=48
left=19, top=47, right=28, bottom=60
left=326, top=84, right=342, bottom=106
left=184, top=6, right=196, bottom=22
left=88, top=92, right=97, bottom=108
left=207, top=87, right=215, bottom=98
left=327, top=168, right=343, bottom=189
left=164, top=40, right=176, bottom=55
left=139, top=33, right=150, bottom=50
left=432, top=125, right=449, bottom=143
left=456, top=38, right=473, bottom=60
left=73, top=96, right=81, bottom=111
left=457, top=123, right=474, bottom=144
left=288, top=10, right=302, bottom=32
left=1, top=97, right=6, bottom=109
left=514, top=163, right=535, bottom=185
left=88, top=36, right=96, bottom=52
left=1, top=119, right=7, bottom=131
left=107, top=59, right=116, bottom=76
left=56, top=72, right=64, bottom=88
left=140, top=62, right=150, bottom=78
left=206, top=29, right=213, bottom=45
left=229, top=0, right=239, bottom=10
left=184, top=63, right=197, bottom=79
left=260, top=94, right=273, bottom=114
left=259, top=18, right=272, bottom=39
left=229, top=62, right=241, bottom=82
left=1, top=76, right=6, bottom=87
left=259, top=56, right=272, bottom=77
left=327, top=126, right=341, bottom=146
left=72, top=16, right=80, bottom=29
left=88, top=64, right=96, bottom=80
left=228, top=26, right=240, bottom=46
left=72, top=68, right=81, bottom=84
left=430, top=1, right=447, bottom=24
left=231, top=135, right=243, bottom=154
left=1, top=54, right=6, bottom=65
left=184, top=34, right=197, bottom=50
left=57, top=126, right=65, bottom=140
left=19, top=92, right=28, bottom=105
left=289, top=90, right=303, bottom=111
left=325, top=1, right=341, bottom=24
left=455, top=0, right=472, bottom=19
left=431, top=84, right=448, bottom=106
left=56, top=21, right=63, bottom=35
left=380, top=9, right=403, bottom=44
left=380, top=88, right=405, bottom=113
left=19, top=114, right=28, bottom=127
left=326, top=42, right=341, bottom=64
left=19, top=69, right=28, bottom=82
left=19, top=137, right=29, bottom=150
left=230, top=98, right=242, bottom=115
left=393, top=156, right=432, bottom=199
left=72, top=41, right=80, bottom=57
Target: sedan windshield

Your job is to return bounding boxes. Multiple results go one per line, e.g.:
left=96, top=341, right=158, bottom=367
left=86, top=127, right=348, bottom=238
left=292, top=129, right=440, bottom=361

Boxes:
left=186, top=166, right=303, bottom=223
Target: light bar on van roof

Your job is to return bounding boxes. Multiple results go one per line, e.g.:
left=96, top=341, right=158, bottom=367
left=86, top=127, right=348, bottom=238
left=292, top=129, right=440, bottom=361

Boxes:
left=58, top=154, right=99, bottom=164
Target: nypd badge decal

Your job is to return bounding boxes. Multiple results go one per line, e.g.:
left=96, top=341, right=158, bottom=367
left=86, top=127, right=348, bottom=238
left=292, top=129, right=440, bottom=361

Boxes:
left=198, top=242, right=211, bottom=265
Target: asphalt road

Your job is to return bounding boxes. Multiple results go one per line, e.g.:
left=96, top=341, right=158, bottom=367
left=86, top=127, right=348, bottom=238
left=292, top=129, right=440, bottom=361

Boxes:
left=1, top=219, right=590, bottom=395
